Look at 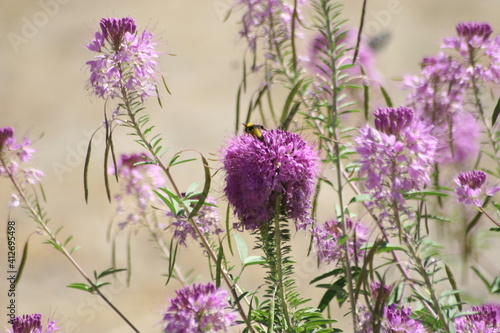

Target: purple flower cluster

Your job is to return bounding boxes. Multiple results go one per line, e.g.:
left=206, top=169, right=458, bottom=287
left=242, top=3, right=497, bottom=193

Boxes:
left=356, top=107, right=437, bottom=218
left=236, top=0, right=305, bottom=51
left=222, top=129, right=319, bottom=230
left=0, top=127, right=43, bottom=207
left=454, top=170, right=499, bottom=207
left=109, top=153, right=165, bottom=228
left=454, top=304, right=500, bottom=333
left=86, top=17, right=159, bottom=100
left=370, top=281, right=393, bottom=303
left=167, top=196, right=223, bottom=246
left=312, top=218, right=368, bottom=265
left=7, top=313, right=59, bottom=333
left=162, top=283, right=236, bottom=333
left=405, top=22, right=500, bottom=165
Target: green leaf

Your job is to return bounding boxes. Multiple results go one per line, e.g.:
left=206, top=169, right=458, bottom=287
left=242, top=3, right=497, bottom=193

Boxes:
left=380, top=84, right=393, bottom=107
left=444, top=263, right=462, bottom=311
left=471, top=266, right=491, bottom=290
left=83, top=135, right=93, bottom=203
left=67, top=283, right=92, bottom=292
left=490, top=227, right=500, bottom=232
left=280, top=80, right=303, bottom=125
left=492, top=96, right=500, bottom=126
left=234, top=234, right=248, bottom=264
left=242, top=255, right=266, bottom=267
left=188, top=154, right=211, bottom=219
left=349, top=194, right=371, bottom=204
left=491, top=275, right=500, bottom=294
left=96, top=267, right=127, bottom=280
left=14, top=235, right=32, bottom=287
left=216, top=245, right=223, bottom=288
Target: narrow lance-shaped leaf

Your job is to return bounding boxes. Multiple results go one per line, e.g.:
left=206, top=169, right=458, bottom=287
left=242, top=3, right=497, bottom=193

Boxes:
left=188, top=154, right=211, bottom=219
left=14, top=235, right=32, bottom=287
left=492, top=96, right=500, bottom=126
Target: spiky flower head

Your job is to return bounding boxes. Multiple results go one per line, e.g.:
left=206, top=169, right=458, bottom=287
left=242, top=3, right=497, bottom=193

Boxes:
left=162, top=283, right=236, bottom=333
left=454, top=304, right=500, bottom=333
left=7, top=313, right=59, bottom=333
left=222, top=129, right=319, bottom=230
left=454, top=170, right=499, bottom=207
left=456, top=22, right=493, bottom=45
left=356, top=107, right=437, bottom=219
left=86, top=17, right=159, bottom=100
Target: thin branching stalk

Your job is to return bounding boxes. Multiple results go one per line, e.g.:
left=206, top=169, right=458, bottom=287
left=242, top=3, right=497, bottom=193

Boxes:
left=1, top=158, right=140, bottom=333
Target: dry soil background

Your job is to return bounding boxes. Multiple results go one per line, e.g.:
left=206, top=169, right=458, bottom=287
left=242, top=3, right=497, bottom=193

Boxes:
left=1, top=0, right=500, bottom=332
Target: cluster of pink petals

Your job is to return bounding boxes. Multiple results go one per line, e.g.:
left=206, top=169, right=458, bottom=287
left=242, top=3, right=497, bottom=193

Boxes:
left=86, top=17, right=159, bottom=100
left=0, top=127, right=43, bottom=208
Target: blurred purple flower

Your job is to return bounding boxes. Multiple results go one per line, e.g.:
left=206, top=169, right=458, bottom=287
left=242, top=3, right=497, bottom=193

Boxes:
left=455, top=170, right=499, bottom=207
left=356, top=107, right=437, bottom=218
left=7, top=313, right=59, bottom=333
left=86, top=17, right=159, bottom=100
left=312, top=218, right=368, bottom=265
left=0, top=127, right=43, bottom=186
left=307, top=29, right=381, bottom=88
left=222, top=129, right=319, bottom=230
left=442, top=22, right=500, bottom=85
left=383, top=304, right=427, bottom=333
left=109, top=153, right=165, bottom=227
left=455, top=304, right=500, bottom=333
left=167, top=196, right=223, bottom=246
left=162, top=283, right=236, bottom=333
left=355, top=304, right=427, bottom=333
left=236, top=0, right=305, bottom=51
left=370, top=281, right=393, bottom=303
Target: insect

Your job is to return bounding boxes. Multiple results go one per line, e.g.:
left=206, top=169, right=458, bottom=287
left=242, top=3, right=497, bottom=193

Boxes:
left=243, top=123, right=266, bottom=142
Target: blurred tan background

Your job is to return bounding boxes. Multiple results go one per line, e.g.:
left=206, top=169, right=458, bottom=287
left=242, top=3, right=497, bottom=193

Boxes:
left=2, top=0, right=500, bottom=332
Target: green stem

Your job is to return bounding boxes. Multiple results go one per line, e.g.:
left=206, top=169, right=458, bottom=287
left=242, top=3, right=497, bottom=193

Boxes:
left=273, top=198, right=294, bottom=332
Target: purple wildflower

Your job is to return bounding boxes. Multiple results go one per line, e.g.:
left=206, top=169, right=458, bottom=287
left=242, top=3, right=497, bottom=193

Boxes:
left=109, top=153, right=165, bottom=227
left=236, top=0, right=305, bottom=51
left=167, top=196, right=223, bottom=246
left=441, top=22, right=500, bottom=85
left=307, top=28, right=381, bottom=89
left=370, top=281, right=393, bottom=303
left=7, top=313, right=59, bottom=333
left=0, top=127, right=43, bottom=185
left=356, top=107, right=437, bottom=218
left=455, top=170, right=499, bottom=207
left=312, top=218, right=368, bottom=265
left=162, top=283, right=236, bottom=333
left=455, top=304, right=500, bottom=333
left=355, top=304, right=427, bottom=333
left=86, top=17, right=159, bottom=100
left=0, top=127, right=14, bottom=151
left=222, top=129, right=319, bottom=230
left=383, top=304, right=427, bottom=333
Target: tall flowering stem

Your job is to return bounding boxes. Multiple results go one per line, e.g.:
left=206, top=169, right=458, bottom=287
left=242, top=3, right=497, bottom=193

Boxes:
left=86, top=17, right=253, bottom=331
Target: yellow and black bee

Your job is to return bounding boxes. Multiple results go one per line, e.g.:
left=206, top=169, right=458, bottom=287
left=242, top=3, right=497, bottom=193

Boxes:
left=243, top=123, right=266, bottom=142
